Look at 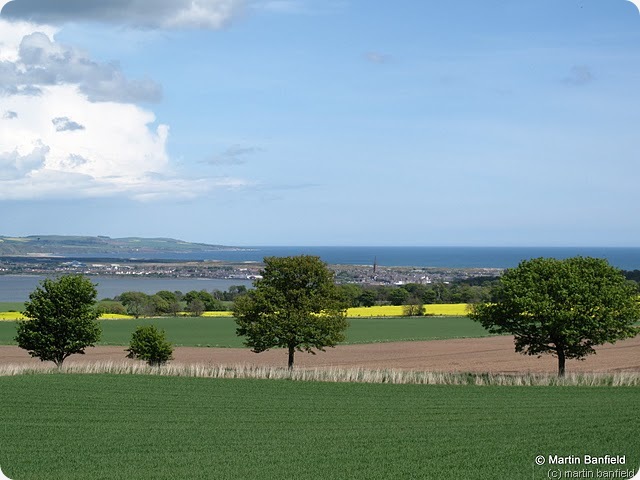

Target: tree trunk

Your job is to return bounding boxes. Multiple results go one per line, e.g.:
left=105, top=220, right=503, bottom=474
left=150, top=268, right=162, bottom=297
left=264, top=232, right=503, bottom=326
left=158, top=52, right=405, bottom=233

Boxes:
left=288, top=345, right=295, bottom=370
left=557, top=348, right=566, bottom=377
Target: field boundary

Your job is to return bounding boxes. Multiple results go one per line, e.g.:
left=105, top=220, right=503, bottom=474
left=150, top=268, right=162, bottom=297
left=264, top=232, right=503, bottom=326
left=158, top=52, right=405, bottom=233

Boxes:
left=2, top=361, right=639, bottom=386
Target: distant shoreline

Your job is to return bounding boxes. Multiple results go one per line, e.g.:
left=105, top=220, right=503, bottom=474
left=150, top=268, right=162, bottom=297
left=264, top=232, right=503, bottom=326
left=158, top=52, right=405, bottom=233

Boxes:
left=2, top=245, right=639, bottom=269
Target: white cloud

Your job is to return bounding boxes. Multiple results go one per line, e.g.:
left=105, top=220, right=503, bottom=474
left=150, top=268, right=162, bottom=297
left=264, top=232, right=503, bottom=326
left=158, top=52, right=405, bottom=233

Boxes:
left=52, top=116, right=85, bottom=132
left=1, top=30, right=162, bottom=102
left=0, top=19, right=250, bottom=200
left=0, top=142, right=47, bottom=179
left=1, top=0, right=244, bottom=30
left=0, top=14, right=56, bottom=62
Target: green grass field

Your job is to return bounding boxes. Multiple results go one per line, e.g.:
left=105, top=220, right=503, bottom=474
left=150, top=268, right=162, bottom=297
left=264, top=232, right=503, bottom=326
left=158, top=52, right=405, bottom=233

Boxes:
left=0, top=316, right=491, bottom=347
left=0, top=374, right=637, bottom=480
left=0, top=302, right=24, bottom=312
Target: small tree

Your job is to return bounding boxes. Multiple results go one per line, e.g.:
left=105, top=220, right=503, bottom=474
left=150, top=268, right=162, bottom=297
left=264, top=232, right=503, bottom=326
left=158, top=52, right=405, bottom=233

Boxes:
left=126, top=325, right=173, bottom=366
left=234, top=255, right=348, bottom=369
left=186, top=297, right=205, bottom=317
left=469, top=257, right=640, bottom=376
left=403, top=296, right=424, bottom=316
left=15, top=275, right=102, bottom=367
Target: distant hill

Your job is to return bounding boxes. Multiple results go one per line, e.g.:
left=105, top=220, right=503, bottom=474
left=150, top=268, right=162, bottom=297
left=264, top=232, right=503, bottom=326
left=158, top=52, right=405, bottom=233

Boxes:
left=0, top=235, right=235, bottom=256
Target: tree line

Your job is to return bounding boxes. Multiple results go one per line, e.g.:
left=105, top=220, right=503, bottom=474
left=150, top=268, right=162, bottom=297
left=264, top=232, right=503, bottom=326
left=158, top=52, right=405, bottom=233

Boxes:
left=95, top=272, right=640, bottom=318
left=96, top=285, right=249, bottom=318
left=336, top=277, right=500, bottom=308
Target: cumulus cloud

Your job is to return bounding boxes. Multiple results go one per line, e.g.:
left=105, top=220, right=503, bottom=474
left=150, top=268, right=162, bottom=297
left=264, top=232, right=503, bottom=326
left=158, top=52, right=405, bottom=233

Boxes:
left=0, top=31, right=162, bottom=103
left=563, top=65, right=593, bottom=86
left=61, top=153, right=89, bottom=168
left=0, top=19, right=250, bottom=200
left=205, top=145, right=262, bottom=165
left=52, top=116, right=85, bottom=132
left=0, top=143, right=47, bottom=179
left=1, top=0, right=244, bottom=30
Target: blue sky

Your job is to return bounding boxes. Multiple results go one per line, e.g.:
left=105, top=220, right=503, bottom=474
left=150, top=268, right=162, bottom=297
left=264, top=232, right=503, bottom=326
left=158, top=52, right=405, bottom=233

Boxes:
left=1, top=0, right=639, bottom=246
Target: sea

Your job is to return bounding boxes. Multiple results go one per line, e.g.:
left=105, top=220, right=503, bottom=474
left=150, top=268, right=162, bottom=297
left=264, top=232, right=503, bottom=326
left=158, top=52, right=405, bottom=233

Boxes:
left=1, top=246, right=639, bottom=302
left=68, top=246, right=640, bottom=269
left=0, top=277, right=255, bottom=303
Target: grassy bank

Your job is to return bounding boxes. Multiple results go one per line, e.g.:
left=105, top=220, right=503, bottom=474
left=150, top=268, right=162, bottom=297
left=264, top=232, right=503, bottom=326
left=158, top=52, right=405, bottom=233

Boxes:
left=0, top=316, right=490, bottom=347
left=0, top=373, right=637, bottom=480
left=2, top=362, right=640, bottom=387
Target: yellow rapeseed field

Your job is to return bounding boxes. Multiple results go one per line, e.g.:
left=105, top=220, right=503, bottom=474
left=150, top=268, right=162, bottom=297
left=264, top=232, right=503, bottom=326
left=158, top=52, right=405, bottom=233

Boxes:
left=0, top=312, right=134, bottom=321
left=201, top=311, right=234, bottom=317
left=202, top=305, right=470, bottom=317
left=0, top=304, right=471, bottom=321
left=346, top=304, right=469, bottom=317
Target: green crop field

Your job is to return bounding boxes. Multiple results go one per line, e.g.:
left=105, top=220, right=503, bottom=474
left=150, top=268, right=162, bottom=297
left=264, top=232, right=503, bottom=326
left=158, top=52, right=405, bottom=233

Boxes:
left=0, top=316, right=491, bottom=347
left=0, top=302, right=24, bottom=312
left=0, top=374, right=638, bottom=480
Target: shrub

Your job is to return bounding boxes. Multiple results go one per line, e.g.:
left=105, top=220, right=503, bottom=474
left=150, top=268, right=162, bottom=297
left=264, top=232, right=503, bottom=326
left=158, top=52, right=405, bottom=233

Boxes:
left=126, top=325, right=173, bottom=366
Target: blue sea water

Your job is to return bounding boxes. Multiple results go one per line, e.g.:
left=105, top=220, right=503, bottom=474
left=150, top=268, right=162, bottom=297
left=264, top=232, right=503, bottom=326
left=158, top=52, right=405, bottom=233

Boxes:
left=75, top=246, right=640, bottom=270
left=0, top=276, right=254, bottom=303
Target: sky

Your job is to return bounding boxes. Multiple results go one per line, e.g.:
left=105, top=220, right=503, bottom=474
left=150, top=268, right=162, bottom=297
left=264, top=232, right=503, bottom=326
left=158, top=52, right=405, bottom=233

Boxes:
left=1, top=0, right=639, bottom=247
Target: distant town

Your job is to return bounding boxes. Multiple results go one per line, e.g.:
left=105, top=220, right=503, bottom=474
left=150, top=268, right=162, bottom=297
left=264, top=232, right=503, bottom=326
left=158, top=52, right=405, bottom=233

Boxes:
left=0, top=256, right=503, bottom=286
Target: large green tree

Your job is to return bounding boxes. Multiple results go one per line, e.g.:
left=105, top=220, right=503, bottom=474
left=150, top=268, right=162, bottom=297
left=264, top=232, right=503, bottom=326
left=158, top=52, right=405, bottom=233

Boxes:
left=469, top=257, right=640, bottom=376
left=233, top=255, right=348, bottom=369
left=16, top=274, right=102, bottom=367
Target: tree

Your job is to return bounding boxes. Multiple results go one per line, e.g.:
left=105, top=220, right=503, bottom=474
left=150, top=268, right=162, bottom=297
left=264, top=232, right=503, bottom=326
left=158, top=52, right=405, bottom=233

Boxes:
left=126, top=325, right=173, bottom=366
left=233, top=255, right=348, bottom=369
left=119, top=291, right=151, bottom=318
left=186, top=297, right=205, bottom=317
left=389, top=288, right=410, bottom=306
left=469, top=257, right=640, bottom=376
left=15, top=275, right=102, bottom=367
left=184, top=290, right=225, bottom=311
left=227, top=285, right=247, bottom=299
left=155, top=291, right=181, bottom=316
left=403, top=296, right=424, bottom=316
left=358, top=290, right=377, bottom=307
left=95, top=300, right=127, bottom=315
left=337, top=284, right=364, bottom=307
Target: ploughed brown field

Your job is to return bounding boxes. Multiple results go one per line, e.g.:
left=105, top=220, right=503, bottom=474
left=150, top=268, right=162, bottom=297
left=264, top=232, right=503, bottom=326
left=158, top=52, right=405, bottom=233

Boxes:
left=1, top=335, right=639, bottom=372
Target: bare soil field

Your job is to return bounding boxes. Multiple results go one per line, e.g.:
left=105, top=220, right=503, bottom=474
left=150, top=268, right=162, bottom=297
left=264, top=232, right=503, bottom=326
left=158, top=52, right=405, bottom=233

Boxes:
left=1, top=335, right=639, bottom=373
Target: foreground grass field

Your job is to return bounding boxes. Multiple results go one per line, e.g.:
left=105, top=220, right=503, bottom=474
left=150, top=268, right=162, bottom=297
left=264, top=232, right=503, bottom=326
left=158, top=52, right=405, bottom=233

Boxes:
left=0, top=374, right=637, bottom=480
left=0, top=316, right=491, bottom=347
